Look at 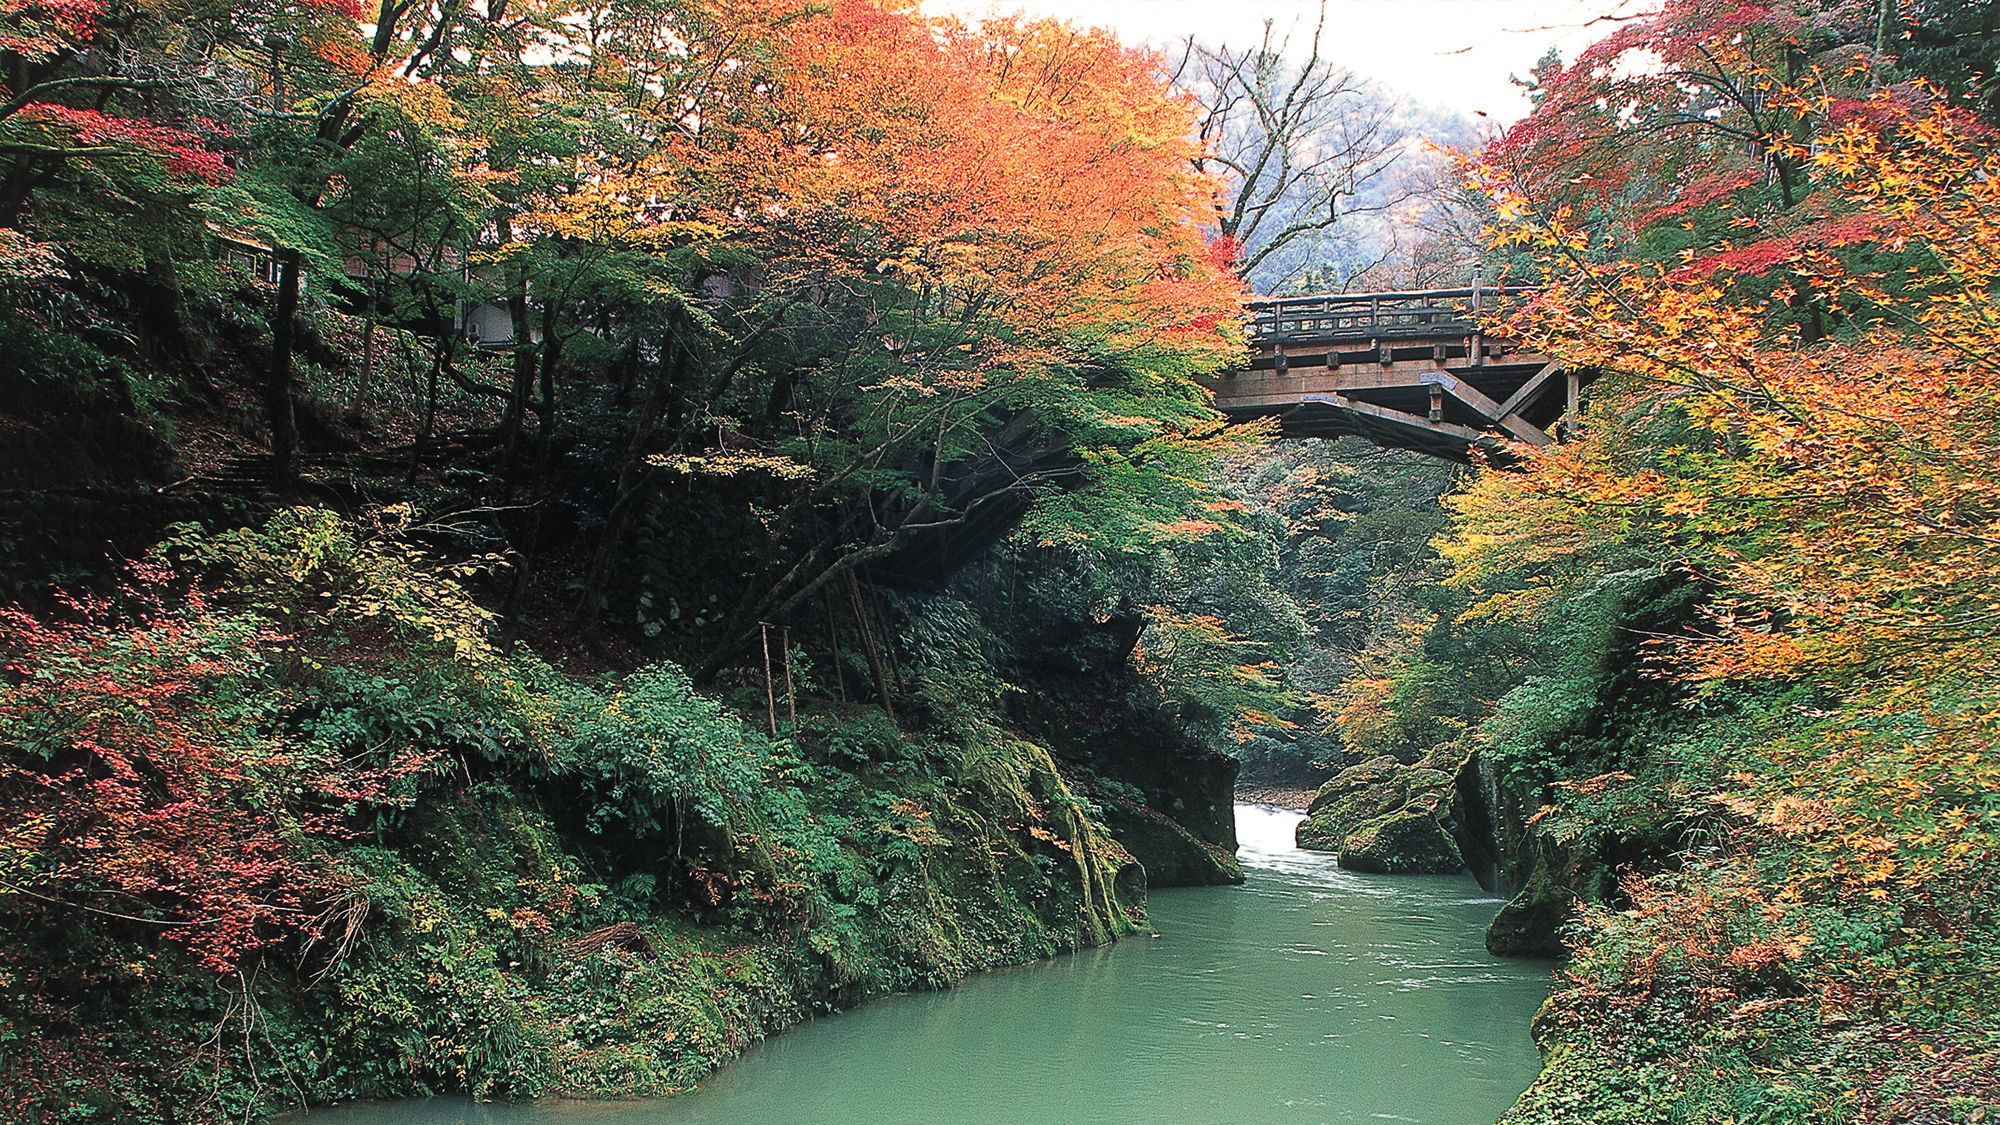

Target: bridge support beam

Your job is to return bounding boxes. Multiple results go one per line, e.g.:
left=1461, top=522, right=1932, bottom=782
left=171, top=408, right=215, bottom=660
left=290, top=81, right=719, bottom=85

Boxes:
left=1422, top=371, right=1552, bottom=447
left=1494, top=362, right=1563, bottom=419
left=1299, top=393, right=1495, bottom=449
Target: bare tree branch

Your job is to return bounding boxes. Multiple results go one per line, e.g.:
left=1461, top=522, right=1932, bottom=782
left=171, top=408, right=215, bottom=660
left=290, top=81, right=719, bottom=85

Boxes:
left=1173, top=0, right=1410, bottom=291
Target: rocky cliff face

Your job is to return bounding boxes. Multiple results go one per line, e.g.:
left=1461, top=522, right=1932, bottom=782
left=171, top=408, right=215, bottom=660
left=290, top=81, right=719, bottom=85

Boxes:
left=1483, top=781, right=1689, bottom=958
left=1013, top=672, right=1245, bottom=888
left=1099, top=797, right=1243, bottom=886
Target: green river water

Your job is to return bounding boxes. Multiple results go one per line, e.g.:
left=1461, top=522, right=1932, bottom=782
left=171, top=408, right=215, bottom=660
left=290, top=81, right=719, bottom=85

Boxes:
left=296, top=804, right=1552, bottom=1125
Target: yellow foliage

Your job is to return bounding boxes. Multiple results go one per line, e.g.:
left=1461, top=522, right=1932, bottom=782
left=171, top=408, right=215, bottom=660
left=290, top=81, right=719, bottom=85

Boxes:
left=1476, top=91, right=2000, bottom=925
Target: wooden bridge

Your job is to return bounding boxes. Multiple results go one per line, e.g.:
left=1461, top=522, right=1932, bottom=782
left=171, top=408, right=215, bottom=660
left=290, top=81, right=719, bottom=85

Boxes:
left=1199, top=287, right=1585, bottom=462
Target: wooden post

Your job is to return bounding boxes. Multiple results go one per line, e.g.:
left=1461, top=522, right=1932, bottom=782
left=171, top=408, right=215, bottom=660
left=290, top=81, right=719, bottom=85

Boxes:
left=760, top=623, right=777, bottom=736
left=869, top=583, right=902, bottom=692
left=823, top=587, right=846, bottom=703
left=846, top=571, right=896, bottom=720
left=1564, top=369, right=1583, bottom=436
left=782, top=625, right=796, bottom=735
left=1429, top=385, right=1444, bottom=423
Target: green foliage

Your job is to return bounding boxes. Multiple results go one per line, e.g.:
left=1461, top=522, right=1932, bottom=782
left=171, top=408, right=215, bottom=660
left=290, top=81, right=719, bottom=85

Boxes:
left=0, top=308, right=130, bottom=389
left=994, top=436, right=1465, bottom=778
left=1, top=508, right=1147, bottom=1123
left=1901, top=0, right=2000, bottom=123
left=557, top=665, right=769, bottom=836
left=1170, top=438, right=1464, bottom=780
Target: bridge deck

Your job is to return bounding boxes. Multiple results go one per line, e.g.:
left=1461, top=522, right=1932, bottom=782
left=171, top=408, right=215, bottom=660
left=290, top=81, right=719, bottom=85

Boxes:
left=1202, top=288, right=1583, bottom=462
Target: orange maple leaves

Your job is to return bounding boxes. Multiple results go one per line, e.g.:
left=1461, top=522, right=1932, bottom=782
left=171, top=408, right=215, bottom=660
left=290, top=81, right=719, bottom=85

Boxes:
left=1460, top=89, right=2000, bottom=914
left=1485, top=96, right=2000, bottom=699
left=672, top=0, right=1241, bottom=372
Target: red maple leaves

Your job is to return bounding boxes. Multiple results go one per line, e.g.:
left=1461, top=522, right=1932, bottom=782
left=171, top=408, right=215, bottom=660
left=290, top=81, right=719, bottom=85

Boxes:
left=0, top=568, right=397, bottom=972
left=11, top=104, right=229, bottom=182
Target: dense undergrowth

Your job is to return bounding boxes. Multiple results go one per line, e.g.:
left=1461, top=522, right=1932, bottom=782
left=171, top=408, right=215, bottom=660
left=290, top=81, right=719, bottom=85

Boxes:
left=0, top=510, right=1147, bottom=1121
left=0, top=2, right=1269, bottom=1113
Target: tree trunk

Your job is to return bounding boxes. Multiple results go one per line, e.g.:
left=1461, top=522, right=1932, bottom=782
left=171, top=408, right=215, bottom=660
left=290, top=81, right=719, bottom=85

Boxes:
left=492, top=213, right=535, bottom=484
left=266, top=248, right=302, bottom=489
left=357, top=313, right=375, bottom=417
left=498, top=318, right=562, bottom=652
left=405, top=333, right=451, bottom=487
left=824, top=587, right=847, bottom=702
left=568, top=331, right=679, bottom=642
left=500, top=290, right=537, bottom=469
left=847, top=571, right=896, bottom=720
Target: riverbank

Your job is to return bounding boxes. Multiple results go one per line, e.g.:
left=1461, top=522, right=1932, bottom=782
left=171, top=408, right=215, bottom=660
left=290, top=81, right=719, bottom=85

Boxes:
left=284, top=804, right=1552, bottom=1125
left=0, top=514, right=1179, bottom=1122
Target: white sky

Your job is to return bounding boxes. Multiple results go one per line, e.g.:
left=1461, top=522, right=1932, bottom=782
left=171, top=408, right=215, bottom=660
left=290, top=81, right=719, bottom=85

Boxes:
left=923, top=0, right=1646, bottom=121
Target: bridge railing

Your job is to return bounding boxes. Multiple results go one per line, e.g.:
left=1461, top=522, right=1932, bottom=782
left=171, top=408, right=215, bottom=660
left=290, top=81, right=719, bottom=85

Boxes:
left=1248, top=286, right=1535, bottom=344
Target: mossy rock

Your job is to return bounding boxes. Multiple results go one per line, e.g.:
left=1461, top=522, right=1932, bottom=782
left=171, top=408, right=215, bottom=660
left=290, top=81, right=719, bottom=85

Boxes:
left=1304, top=756, right=1395, bottom=814
left=1296, top=754, right=1466, bottom=875
left=1337, top=805, right=1464, bottom=874
left=1294, top=813, right=1346, bottom=852
left=1486, top=848, right=1579, bottom=958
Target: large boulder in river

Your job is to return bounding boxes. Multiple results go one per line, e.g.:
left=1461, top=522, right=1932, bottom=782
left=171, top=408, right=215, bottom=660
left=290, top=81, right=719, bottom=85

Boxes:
left=1296, top=754, right=1466, bottom=874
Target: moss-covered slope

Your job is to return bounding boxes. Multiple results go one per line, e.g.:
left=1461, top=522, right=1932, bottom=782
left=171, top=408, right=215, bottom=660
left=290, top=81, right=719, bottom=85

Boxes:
left=0, top=512, right=1162, bottom=1122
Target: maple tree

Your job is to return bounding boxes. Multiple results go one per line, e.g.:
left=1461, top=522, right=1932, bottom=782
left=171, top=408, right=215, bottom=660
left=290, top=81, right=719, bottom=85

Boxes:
left=219, top=0, right=498, bottom=484
left=0, top=563, right=406, bottom=973
left=0, top=0, right=238, bottom=283
left=1476, top=87, right=2000, bottom=894
left=0, top=0, right=1253, bottom=662
left=1415, top=9, right=2000, bottom=1106
left=1233, top=5, right=2000, bottom=1113
left=518, top=0, right=1252, bottom=676
left=1480, top=0, right=1934, bottom=346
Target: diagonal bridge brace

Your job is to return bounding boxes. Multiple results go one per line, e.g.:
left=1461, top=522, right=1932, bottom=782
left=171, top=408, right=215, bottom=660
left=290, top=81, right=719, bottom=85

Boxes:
left=1417, top=367, right=1556, bottom=447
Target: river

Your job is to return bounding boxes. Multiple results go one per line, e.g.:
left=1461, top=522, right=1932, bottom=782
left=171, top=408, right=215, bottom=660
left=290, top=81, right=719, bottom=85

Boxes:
left=296, top=804, right=1551, bottom=1125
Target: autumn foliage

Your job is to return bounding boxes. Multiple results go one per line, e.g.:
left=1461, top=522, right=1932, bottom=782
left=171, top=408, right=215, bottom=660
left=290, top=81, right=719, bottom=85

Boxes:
left=0, top=1, right=1256, bottom=1116
left=0, top=558, right=443, bottom=974
left=1443, top=2, right=2000, bottom=1114
left=692, top=0, right=1238, bottom=362
left=1481, top=88, right=2000, bottom=841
